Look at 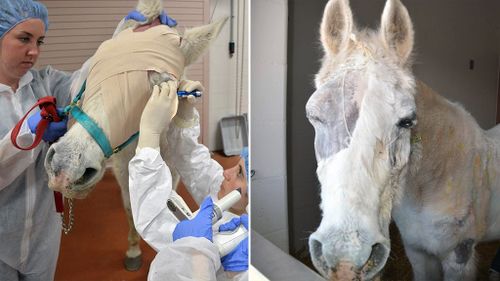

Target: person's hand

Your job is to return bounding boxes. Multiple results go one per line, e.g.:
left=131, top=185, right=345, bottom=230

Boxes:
left=27, top=108, right=67, bottom=143
left=137, top=81, right=178, bottom=150
left=174, top=80, right=204, bottom=124
left=219, top=214, right=249, bottom=272
left=124, top=10, right=147, bottom=22
left=159, top=10, right=177, bottom=27
left=173, top=197, right=214, bottom=242
left=124, top=9, right=177, bottom=27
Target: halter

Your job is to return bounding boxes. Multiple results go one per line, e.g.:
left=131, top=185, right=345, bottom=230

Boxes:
left=339, top=34, right=374, bottom=140
left=63, top=80, right=139, bottom=158
left=341, top=34, right=422, bottom=146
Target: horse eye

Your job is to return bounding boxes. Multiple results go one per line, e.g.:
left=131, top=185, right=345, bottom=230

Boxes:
left=307, top=112, right=323, bottom=124
left=310, top=116, right=325, bottom=125
left=397, top=118, right=414, bottom=129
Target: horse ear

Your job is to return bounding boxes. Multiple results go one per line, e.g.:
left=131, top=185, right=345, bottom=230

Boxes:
left=380, top=0, right=414, bottom=64
left=320, top=0, right=354, bottom=56
left=180, top=17, right=228, bottom=66
left=136, top=0, right=162, bottom=21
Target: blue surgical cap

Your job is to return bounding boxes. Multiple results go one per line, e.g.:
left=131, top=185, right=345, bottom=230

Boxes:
left=240, top=146, right=249, bottom=183
left=0, top=0, right=49, bottom=38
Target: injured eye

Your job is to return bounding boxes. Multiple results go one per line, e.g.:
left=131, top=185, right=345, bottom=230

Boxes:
left=397, top=117, right=415, bottom=129
left=307, top=114, right=325, bottom=125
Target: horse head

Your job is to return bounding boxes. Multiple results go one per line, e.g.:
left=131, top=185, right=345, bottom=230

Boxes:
left=307, top=0, right=418, bottom=279
left=44, top=0, right=226, bottom=199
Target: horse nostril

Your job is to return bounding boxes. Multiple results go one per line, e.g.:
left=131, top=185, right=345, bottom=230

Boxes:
left=362, top=243, right=389, bottom=279
left=46, top=146, right=55, bottom=165
left=74, top=167, right=98, bottom=186
left=310, top=237, right=323, bottom=259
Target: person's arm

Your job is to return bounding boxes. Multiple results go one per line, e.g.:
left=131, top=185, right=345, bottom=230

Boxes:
left=0, top=121, right=41, bottom=189
left=128, top=147, right=180, bottom=251
left=147, top=197, right=221, bottom=281
left=128, top=81, right=179, bottom=251
left=147, top=237, right=220, bottom=281
left=36, top=61, right=91, bottom=106
left=165, top=80, right=223, bottom=204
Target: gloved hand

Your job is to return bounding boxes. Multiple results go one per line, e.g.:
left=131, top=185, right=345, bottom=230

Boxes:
left=137, top=81, right=178, bottom=150
left=219, top=214, right=249, bottom=272
left=124, top=9, right=177, bottom=27
left=124, top=10, right=147, bottom=22
left=159, top=10, right=177, bottom=27
left=27, top=108, right=68, bottom=143
left=173, top=80, right=204, bottom=127
left=173, top=196, right=214, bottom=242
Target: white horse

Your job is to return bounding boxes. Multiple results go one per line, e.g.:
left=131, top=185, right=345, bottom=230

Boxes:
left=307, top=0, right=500, bottom=280
left=43, top=0, right=226, bottom=270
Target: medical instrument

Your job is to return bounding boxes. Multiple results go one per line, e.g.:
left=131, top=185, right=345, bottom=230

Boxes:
left=167, top=192, right=194, bottom=221
left=193, top=188, right=242, bottom=223
left=214, top=222, right=247, bottom=257
left=169, top=188, right=242, bottom=224
left=166, top=189, right=247, bottom=257
left=177, top=90, right=202, bottom=98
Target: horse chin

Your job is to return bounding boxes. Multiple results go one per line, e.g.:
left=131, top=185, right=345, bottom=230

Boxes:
left=327, top=261, right=361, bottom=281
left=63, top=185, right=95, bottom=199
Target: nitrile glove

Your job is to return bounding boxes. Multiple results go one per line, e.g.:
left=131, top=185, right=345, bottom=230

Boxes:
left=124, top=9, right=177, bottom=27
left=173, top=197, right=214, bottom=242
left=218, top=214, right=249, bottom=232
left=124, top=10, right=147, bottom=22
left=219, top=215, right=249, bottom=272
left=27, top=108, right=68, bottom=143
left=159, top=10, right=177, bottom=27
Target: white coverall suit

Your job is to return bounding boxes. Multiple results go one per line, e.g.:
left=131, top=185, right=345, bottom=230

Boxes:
left=129, top=111, right=248, bottom=281
left=0, top=67, right=79, bottom=281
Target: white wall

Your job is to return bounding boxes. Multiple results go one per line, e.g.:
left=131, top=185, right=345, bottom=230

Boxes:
left=207, top=0, right=249, bottom=150
left=350, top=0, right=500, bottom=129
left=251, top=0, right=289, bottom=252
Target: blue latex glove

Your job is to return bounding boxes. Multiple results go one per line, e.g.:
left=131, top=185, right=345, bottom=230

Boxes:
left=124, top=9, right=177, bottom=27
left=159, top=10, right=177, bottom=27
left=124, top=10, right=147, bottom=22
left=219, top=214, right=249, bottom=272
left=173, top=197, right=214, bottom=242
left=27, top=108, right=68, bottom=143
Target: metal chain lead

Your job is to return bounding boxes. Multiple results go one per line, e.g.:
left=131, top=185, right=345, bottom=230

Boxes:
left=61, top=198, right=74, bottom=235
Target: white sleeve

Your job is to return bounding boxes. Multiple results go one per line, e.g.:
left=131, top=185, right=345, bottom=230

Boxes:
left=147, top=237, right=220, bottom=281
left=128, top=147, right=180, bottom=252
left=0, top=123, right=42, bottom=190
left=166, top=110, right=223, bottom=205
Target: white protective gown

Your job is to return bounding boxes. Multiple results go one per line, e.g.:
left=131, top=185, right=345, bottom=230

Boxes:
left=0, top=66, right=80, bottom=281
left=128, top=113, right=248, bottom=281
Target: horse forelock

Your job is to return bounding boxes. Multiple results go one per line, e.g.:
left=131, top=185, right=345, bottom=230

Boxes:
left=310, top=29, right=416, bottom=162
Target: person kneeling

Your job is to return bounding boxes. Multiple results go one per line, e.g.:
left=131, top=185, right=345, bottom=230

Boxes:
left=128, top=81, right=248, bottom=281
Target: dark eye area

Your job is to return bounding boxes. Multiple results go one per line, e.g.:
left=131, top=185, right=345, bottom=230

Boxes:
left=397, top=118, right=414, bottom=129
left=306, top=111, right=323, bottom=124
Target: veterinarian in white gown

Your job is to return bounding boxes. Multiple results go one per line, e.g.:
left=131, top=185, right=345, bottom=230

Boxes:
left=129, top=81, right=248, bottom=281
left=0, top=1, right=84, bottom=280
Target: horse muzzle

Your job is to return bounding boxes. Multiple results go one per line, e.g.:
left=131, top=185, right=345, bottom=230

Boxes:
left=45, top=143, right=104, bottom=198
left=309, top=230, right=390, bottom=280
